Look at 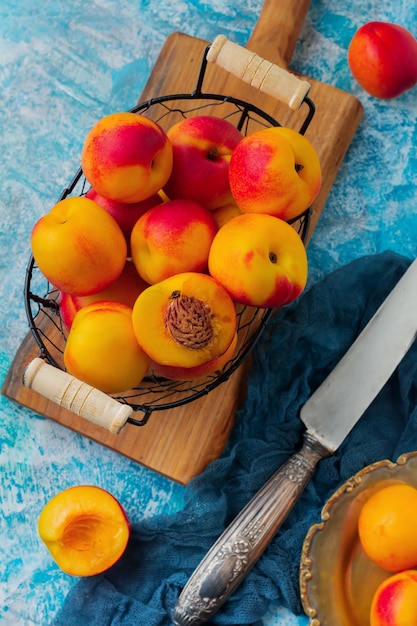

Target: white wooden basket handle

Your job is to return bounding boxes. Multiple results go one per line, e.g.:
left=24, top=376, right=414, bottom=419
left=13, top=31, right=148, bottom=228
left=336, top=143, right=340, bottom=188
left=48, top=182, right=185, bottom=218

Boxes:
left=23, top=357, right=133, bottom=434
left=206, top=34, right=311, bottom=111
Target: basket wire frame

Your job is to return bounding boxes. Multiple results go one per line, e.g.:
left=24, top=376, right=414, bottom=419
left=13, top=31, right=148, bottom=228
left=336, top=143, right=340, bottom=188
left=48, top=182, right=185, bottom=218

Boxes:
left=25, top=44, right=314, bottom=426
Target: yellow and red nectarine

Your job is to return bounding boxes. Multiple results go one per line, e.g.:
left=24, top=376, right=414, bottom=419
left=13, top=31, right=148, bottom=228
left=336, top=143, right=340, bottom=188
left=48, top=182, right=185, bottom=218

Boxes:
left=163, top=115, right=243, bottom=210
left=130, top=199, right=218, bottom=284
left=208, top=213, right=308, bottom=308
left=81, top=112, right=173, bottom=203
left=370, top=570, right=417, bottom=626
left=229, top=126, right=321, bottom=221
left=348, top=21, right=417, bottom=99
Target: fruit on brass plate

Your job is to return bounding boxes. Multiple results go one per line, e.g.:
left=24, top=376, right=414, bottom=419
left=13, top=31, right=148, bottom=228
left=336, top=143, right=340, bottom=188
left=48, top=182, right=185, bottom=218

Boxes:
left=85, top=186, right=162, bottom=253
left=163, top=115, right=243, bottom=210
left=130, top=199, right=218, bottom=285
left=358, top=483, right=417, bottom=571
left=348, top=21, right=417, bottom=98
left=38, top=485, right=130, bottom=576
left=132, top=272, right=237, bottom=369
left=151, top=332, right=238, bottom=380
left=81, top=112, right=173, bottom=203
left=59, top=260, right=149, bottom=330
left=208, top=213, right=308, bottom=308
left=228, top=126, right=321, bottom=221
left=370, top=570, right=417, bottom=626
left=64, top=301, right=150, bottom=394
left=31, top=196, right=127, bottom=296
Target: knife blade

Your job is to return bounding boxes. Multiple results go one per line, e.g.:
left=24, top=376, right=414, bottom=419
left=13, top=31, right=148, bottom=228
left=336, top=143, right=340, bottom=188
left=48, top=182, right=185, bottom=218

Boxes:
left=173, top=258, right=417, bottom=626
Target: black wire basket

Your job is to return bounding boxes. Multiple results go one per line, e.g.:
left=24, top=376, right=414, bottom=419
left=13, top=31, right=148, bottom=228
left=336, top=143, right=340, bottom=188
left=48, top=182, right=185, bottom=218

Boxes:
left=24, top=37, right=315, bottom=428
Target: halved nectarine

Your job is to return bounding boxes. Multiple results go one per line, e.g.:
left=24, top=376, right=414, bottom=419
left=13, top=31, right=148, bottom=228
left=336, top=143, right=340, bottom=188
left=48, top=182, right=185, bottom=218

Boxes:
left=132, top=272, right=237, bottom=368
left=38, top=485, right=130, bottom=576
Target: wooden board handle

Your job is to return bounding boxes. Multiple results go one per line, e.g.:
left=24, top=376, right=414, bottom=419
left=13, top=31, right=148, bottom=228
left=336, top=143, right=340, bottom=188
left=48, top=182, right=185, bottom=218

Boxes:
left=22, top=358, right=133, bottom=434
left=207, top=34, right=311, bottom=110
left=246, top=0, right=312, bottom=67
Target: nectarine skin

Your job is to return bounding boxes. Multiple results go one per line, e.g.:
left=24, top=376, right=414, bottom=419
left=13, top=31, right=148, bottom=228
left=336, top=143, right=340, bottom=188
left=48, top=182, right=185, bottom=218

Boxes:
left=31, top=196, right=127, bottom=296
left=208, top=213, right=308, bottom=308
left=81, top=112, right=173, bottom=203
left=163, top=115, right=243, bottom=210
left=358, top=483, right=417, bottom=572
left=348, top=22, right=417, bottom=98
left=130, top=199, right=218, bottom=284
left=229, top=127, right=321, bottom=221
left=64, top=301, right=150, bottom=394
left=370, top=570, right=417, bottom=626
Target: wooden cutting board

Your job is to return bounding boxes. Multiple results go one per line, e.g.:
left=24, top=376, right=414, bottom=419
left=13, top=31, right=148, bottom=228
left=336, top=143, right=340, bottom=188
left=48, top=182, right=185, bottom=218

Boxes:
left=2, top=0, right=363, bottom=485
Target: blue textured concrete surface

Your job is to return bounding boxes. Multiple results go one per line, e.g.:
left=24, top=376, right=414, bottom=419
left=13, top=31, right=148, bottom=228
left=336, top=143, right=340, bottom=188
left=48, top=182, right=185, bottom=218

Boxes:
left=1, top=0, right=416, bottom=624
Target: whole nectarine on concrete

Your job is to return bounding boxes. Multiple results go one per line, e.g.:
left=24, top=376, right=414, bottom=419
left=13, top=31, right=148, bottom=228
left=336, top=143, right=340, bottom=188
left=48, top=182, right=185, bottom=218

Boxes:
left=348, top=21, right=417, bottom=98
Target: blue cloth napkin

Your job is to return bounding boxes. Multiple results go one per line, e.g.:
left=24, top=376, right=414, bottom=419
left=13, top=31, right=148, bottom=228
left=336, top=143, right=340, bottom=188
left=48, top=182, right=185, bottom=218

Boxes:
left=52, top=251, right=417, bottom=626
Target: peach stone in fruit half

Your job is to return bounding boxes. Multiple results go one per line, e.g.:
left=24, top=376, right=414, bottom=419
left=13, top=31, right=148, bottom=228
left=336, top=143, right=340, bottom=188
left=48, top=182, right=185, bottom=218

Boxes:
left=64, top=301, right=150, bottom=394
left=81, top=112, right=173, bottom=203
left=38, top=485, right=130, bottom=577
left=229, top=126, right=321, bottom=221
left=163, top=115, right=243, bottom=210
left=208, top=213, right=308, bottom=308
left=31, top=196, right=127, bottom=296
left=132, top=272, right=237, bottom=369
left=130, top=199, right=218, bottom=285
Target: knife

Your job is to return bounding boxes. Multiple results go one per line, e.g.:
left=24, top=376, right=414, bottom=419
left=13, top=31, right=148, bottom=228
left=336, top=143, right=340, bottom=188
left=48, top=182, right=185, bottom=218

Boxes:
left=173, top=257, right=417, bottom=626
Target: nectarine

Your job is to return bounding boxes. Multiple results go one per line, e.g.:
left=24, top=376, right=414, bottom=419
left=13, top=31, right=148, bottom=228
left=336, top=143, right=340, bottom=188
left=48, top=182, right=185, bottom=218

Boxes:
left=31, top=196, right=127, bottom=296
left=208, top=213, right=308, bottom=308
left=130, top=199, right=218, bottom=284
left=163, top=115, right=243, bottom=210
left=38, top=485, right=130, bottom=577
left=358, top=483, right=417, bottom=572
left=229, top=126, right=321, bottom=221
left=132, top=272, right=237, bottom=368
left=64, top=301, right=150, bottom=394
left=348, top=21, right=417, bottom=99
left=370, top=570, right=417, bottom=626
left=81, top=112, right=173, bottom=203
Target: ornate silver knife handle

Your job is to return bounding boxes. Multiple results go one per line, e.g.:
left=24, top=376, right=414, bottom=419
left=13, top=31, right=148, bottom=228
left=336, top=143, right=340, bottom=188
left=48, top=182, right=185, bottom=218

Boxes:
left=173, top=432, right=330, bottom=625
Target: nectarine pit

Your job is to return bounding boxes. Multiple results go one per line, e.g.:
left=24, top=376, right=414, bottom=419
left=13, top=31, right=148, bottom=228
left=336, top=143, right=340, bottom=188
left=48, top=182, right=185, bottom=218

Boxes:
left=165, top=291, right=214, bottom=349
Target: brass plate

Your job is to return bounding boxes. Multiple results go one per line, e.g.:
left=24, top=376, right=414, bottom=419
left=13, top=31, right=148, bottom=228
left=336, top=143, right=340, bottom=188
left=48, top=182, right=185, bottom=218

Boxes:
left=299, top=451, right=417, bottom=626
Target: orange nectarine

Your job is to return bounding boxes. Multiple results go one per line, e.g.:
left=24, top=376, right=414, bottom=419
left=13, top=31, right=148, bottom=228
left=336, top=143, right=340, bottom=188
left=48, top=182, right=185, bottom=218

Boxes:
left=31, top=196, right=127, bottom=296
left=38, top=485, right=130, bottom=577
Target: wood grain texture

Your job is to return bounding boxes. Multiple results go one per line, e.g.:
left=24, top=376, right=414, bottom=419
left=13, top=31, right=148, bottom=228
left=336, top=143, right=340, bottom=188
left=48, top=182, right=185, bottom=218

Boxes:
left=1, top=0, right=363, bottom=484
